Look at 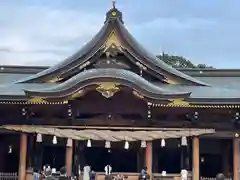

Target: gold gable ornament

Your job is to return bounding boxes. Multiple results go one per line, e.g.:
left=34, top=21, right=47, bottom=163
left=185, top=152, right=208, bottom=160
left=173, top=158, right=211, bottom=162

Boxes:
left=48, top=76, right=63, bottom=83
left=168, top=99, right=189, bottom=107
left=28, top=97, right=48, bottom=104
left=112, top=11, right=117, bottom=16
left=103, top=30, right=122, bottom=51
left=70, top=90, right=84, bottom=99
left=166, top=78, right=178, bottom=85
left=96, top=82, right=120, bottom=98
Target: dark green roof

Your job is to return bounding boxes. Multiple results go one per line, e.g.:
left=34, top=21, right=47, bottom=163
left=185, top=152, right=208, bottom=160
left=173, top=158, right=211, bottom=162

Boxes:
left=15, top=6, right=207, bottom=86
left=24, top=68, right=191, bottom=100
left=0, top=6, right=239, bottom=104
left=0, top=68, right=238, bottom=104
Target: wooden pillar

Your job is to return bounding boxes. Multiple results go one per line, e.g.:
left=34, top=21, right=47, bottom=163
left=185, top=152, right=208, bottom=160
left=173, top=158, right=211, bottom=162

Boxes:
left=192, top=136, right=199, bottom=180
left=137, top=149, right=141, bottom=172
left=27, top=135, right=34, bottom=168
left=233, top=138, right=239, bottom=180
left=222, top=140, right=230, bottom=176
left=18, top=133, right=27, bottom=180
left=66, top=139, right=73, bottom=175
left=145, top=141, right=152, bottom=175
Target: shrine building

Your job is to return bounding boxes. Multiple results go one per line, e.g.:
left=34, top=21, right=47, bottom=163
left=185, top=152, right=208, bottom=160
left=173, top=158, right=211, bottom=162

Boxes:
left=0, top=3, right=240, bottom=180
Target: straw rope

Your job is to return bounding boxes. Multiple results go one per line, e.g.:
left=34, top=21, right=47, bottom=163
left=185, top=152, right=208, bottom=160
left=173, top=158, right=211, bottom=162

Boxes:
left=2, top=125, right=215, bottom=141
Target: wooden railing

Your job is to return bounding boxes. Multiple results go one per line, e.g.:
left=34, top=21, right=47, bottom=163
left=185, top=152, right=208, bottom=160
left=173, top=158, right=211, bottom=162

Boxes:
left=152, top=173, right=192, bottom=180
left=200, top=177, right=232, bottom=180
left=0, top=173, right=18, bottom=180
left=95, top=172, right=140, bottom=180
left=96, top=172, right=191, bottom=180
left=152, top=175, right=175, bottom=180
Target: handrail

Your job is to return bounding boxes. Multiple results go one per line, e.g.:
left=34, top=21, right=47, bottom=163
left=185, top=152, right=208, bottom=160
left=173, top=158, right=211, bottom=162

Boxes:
left=200, top=177, right=232, bottom=180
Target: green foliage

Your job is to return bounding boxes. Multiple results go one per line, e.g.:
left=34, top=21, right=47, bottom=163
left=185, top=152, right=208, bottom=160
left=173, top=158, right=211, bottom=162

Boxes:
left=157, top=53, right=214, bottom=69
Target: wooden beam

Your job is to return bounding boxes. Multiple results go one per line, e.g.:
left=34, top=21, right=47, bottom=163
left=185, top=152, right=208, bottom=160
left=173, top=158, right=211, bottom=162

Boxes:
left=145, top=141, right=152, bottom=176
left=18, top=133, right=27, bottom=180
left=7, top=124, right=214, bottom=131
left=192, top=136, right=199, bottom=180
left=233, top=138, right=239, bottom=180
left=27, top=117, right=235, bottom=130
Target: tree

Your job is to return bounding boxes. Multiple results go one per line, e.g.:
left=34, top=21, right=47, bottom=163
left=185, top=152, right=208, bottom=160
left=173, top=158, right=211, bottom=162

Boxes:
left=157, top=53, right=214, bottom=69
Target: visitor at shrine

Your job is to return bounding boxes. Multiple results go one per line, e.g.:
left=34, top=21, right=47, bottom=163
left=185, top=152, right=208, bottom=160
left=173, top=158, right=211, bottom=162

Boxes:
left=33, top=168, right=40, bottom=180
left=43, top=164, right=51, bottom=177
left=104, top=165, right=112, bottom=180
left=58, top=167, right=68, bottom=180
left=83, top=165, right=91, bottom=180
left=216, top=173, right=225, bottom=180
left=180, top=169, right=188, bottom=180
left=139, top=166, right=149, bottom=180
left=89, top=170, right=95, bottom=180
left=141, top=166, right=147, bottom=175
left=43, top=167, right=57, bottom=180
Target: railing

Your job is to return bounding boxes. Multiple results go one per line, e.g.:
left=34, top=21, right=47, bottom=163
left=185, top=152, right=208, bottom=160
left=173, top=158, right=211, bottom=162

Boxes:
left=95, top=172, right=140, bottom=180
left=152, top=173, right=191, bottom=180
left=0, top=172, right=18, bottom=180
left=200, top=177, right=232, bottom=180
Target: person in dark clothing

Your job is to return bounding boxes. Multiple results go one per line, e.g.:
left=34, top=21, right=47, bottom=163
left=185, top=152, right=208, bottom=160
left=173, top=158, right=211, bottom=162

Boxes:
left=58, top=167, right=69, bottom=180
left=139, top=166, right=149, bottom=180
left=43, top=167, right=57, bottom=180
left=33, top=168, right=40, bottom=180
left=216, top=173, right=225, bottom=180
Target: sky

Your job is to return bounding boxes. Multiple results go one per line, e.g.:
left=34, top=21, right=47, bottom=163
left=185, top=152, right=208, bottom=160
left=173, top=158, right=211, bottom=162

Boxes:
left=0, top=0, right=239, bottom=68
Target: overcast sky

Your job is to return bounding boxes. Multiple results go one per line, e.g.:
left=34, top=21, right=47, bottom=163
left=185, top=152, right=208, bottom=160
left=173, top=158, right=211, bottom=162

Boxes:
left=0, top=0, right=239, bottom=68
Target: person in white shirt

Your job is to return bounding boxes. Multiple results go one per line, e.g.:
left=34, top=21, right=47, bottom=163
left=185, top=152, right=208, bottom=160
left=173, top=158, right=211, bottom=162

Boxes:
left=104, top=165, right=112, bottom=175
left=180, top=169, right=188, bottom=180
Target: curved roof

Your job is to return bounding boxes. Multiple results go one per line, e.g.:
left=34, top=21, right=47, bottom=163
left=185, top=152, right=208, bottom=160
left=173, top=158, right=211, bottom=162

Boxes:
left=17, top=21, right=110, bottom=83
left=115, top=21, right=209, bottom=86
left=17, top=6, right=208, bottom=86
left=23, top=68, right=191, bottom=99
left=0, top=69, right=240, bottom=103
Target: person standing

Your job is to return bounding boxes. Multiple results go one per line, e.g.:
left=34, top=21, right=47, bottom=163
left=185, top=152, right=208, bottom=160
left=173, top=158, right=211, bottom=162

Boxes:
left=83, top=165, right=91, bottom=180
left=33, top=168, right=40, bottom=180
left=43, top=167, right=57, bottom=180
left=216, top=173, right=225, bottom=180
left=180, top=169, right=188, bottom=180
left=58, top=167, right=69, bottom=180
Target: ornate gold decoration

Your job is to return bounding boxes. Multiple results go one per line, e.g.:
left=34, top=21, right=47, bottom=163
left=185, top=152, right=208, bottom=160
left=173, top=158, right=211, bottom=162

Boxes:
left=103, top=30, right=122, bottom=51
left=70, top=90, right=83, bottom=99
left=168, top=99, right=189, bottom=106
left=28, top=97, right=48, bottom=104
left=149, top=103, right=240, bottom=108
left=112, top=11, right=117, bottom=16
left=96, top=82, right=120, bottom=98
left=0, top=100, right=67, bottom=105
left=63, top=100, right=68, bottom=104
left=133, top=91, right=144, bottom=99
left=79, top=61, right=90, bottom=70
left=48, top=76, right=63, bottom=83
left=166, top=78, right=178, bottom=85
left=0, top=99, right=238, bottom=108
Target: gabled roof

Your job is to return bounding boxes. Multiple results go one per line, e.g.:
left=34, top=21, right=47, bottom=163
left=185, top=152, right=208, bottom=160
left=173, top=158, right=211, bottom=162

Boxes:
left=0, top=69, right=240, bottom=106
left=16, top=5, right=208, bottom=86
left=1, top=65, right=240, bottom=78
left=23, top=68, right=191, bottom=99
left=0, top=4, right=240, bottom=107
